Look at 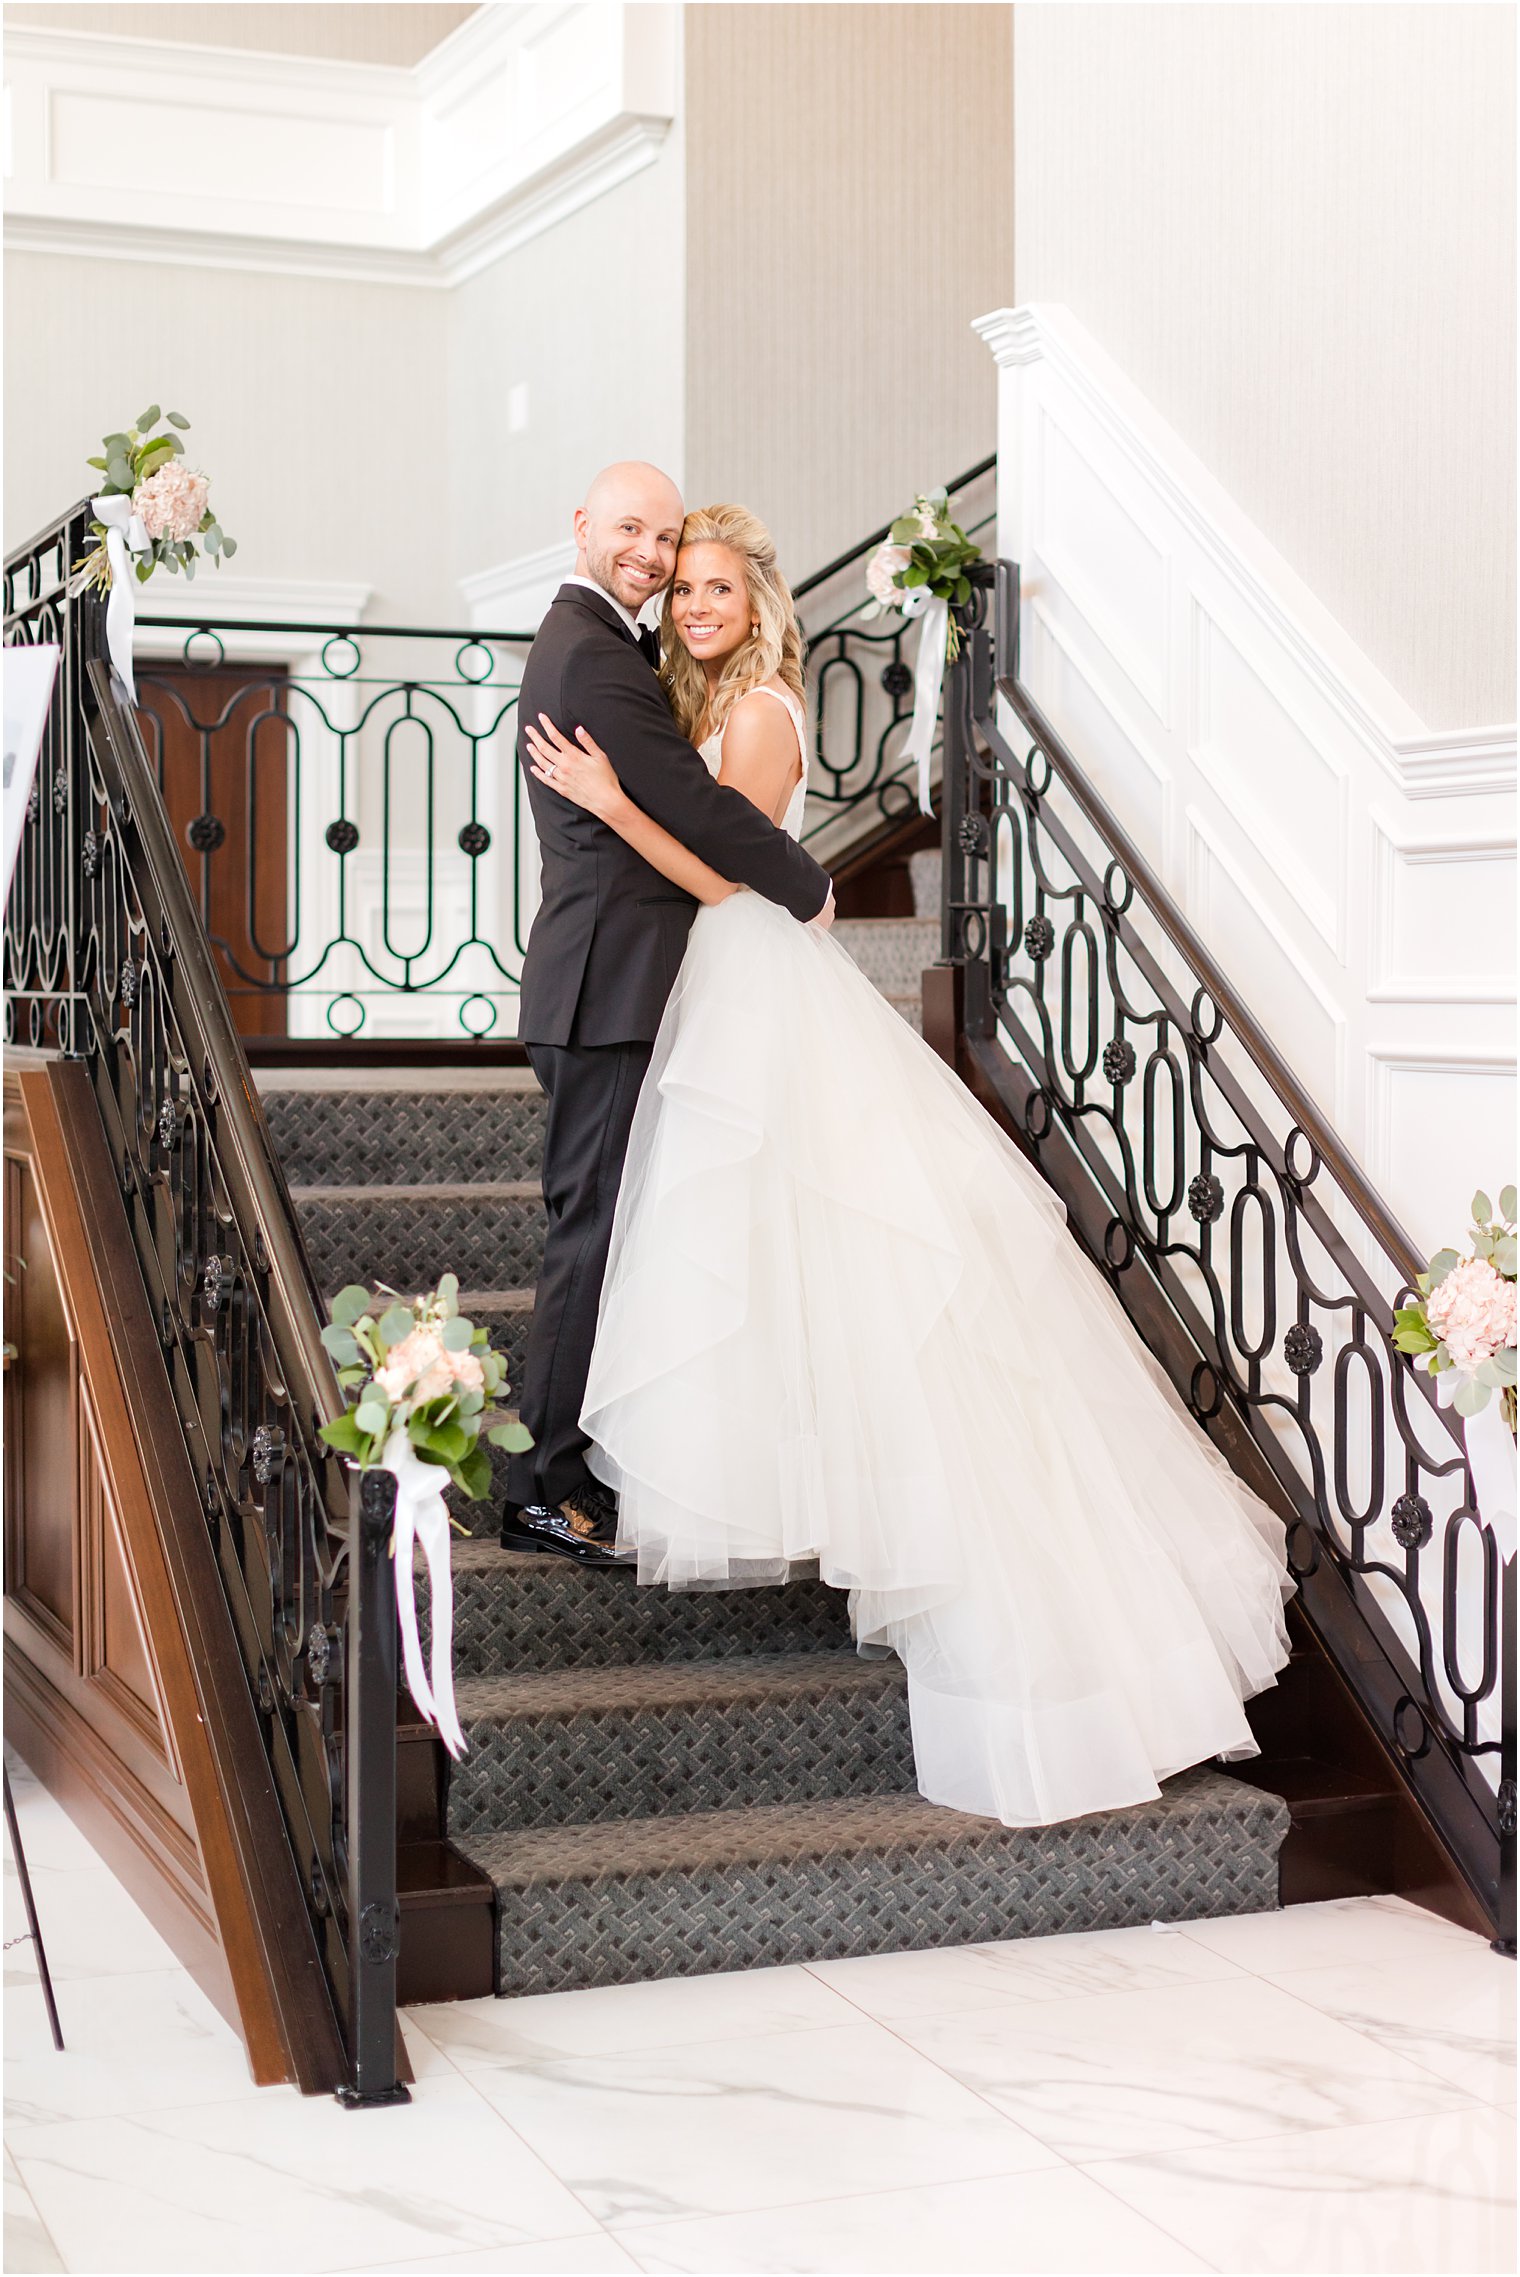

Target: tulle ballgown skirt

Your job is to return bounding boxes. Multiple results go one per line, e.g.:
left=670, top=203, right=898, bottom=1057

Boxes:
left=581, top=890, right=1295, bottom=1828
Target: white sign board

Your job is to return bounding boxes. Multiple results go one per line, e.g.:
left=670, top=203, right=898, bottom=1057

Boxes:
left=3, top=645, right=60, bottom=901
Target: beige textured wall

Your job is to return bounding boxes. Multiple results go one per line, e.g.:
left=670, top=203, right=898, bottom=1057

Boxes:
left=449, top=125, right=687, bottom=584
left=4, top=4, right=477, bottom=62
left=1014, top=2, right=1516, bottom=731
left=3, top=254, right=452, bottom=618
left=684, top=3, right=1012, bottom=582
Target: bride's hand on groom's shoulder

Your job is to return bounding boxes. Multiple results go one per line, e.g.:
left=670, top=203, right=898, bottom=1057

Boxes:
left=526, top=714, right=624, bottom=820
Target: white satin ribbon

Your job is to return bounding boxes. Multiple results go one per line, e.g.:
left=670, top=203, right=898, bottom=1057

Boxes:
left=1434, top=1372, right=1516, bottom=1562
left=90, top=495, right=152, bottom=706
left=382, top=1426, right=468, bottom=1758
left=900, top=592, right=950, bottom=815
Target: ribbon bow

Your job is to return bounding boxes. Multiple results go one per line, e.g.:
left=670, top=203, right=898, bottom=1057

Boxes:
left=90, top=494, right=153, bottom=705
left=899, top=589, right=951, bottom=816
left=381, top=1425, right=468, bottom=1759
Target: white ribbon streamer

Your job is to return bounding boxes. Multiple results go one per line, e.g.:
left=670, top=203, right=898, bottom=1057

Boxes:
left=90, top=495, right=152, bottom=706
left=382, top=1426, right=468, bottom=1759
left=900, top=592, right=950, bottom=816
left=1435, top=1374, right=1517, bottom=1563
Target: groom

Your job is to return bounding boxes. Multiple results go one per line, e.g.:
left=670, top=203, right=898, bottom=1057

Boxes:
left=501, top=461, right=835, bottom=1563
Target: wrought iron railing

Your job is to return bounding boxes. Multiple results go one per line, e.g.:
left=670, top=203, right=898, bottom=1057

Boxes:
left=933, top=559, right=1514, bottom=1947
left=4, top=505, right=409, bottom=2100
left=102, top=458, right=995, bottom=1046
left=131, top=618, right=535, bottom=1043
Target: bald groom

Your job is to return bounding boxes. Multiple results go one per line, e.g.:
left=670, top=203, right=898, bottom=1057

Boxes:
left=501, top=463, right=835, bottom=1563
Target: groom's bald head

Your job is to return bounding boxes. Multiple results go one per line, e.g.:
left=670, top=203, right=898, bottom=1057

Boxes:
left=575, top=462, right=685, bottom=617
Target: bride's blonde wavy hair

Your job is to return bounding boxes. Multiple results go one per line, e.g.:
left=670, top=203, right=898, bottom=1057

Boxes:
left=659, top=504, right=806, bottom=743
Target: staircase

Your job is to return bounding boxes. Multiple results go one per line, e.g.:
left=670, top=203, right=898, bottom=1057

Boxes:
left=259, top=923, right=1303, bottom=2004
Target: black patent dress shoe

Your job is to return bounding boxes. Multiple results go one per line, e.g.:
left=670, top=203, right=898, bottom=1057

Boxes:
left=499, top=1489, right=623, bottom=1565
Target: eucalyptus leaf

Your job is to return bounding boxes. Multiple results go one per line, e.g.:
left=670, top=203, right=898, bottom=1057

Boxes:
left=331, top=1284, right=372, bottom=1326
left=1502, top=1185, right=1517, bottom=1224
left=889, top=517, right=921, bottom=544
left=1453, top=1375, right=1492, bottom=1417
left=223, top=537, right=237, bottom=556
left=1427, top=1248, right=1460, bottom=1286
left=438, top=1271, right=459, bottom=1313
left=136, top=404, right=161, bottom=431
left=166, top=411, right=190, bottom=429
left=1494, top=1234, right=1517, bottom=1276
left=456, top=1445, right=494, bottom=1500
left=355, top=1396, right=390, bottom=1437
left=375, top=1304, right=414, bottom=1347
left=487, top=1420, right=534, bottom=1453
left=1472, top=1190, right=1492, bottom=1225
left=205, top=528, right=221, bottom=555
left=86, top=455, right=108, bottom=471
left=319, top=1409, right=363, bottom=1455
left=320, top=1323, right=362, bottom=1364
left=441, top=1315, right=474, bottom=1351
left=1493, top=1347, right=1518, bottom=1385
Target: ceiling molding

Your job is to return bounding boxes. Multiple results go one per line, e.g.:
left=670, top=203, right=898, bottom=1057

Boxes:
left=3, top=7, right=677, bottom=287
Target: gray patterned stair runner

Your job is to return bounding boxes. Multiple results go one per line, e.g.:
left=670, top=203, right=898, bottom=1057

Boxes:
left=260, top=985, right=1290, bottom=1997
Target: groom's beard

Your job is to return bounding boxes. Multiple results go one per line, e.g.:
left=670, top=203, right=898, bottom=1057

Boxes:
left=584, top=538, right=668, bottom=618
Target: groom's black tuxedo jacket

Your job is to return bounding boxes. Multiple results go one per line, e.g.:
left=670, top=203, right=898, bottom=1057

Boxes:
left=516, top=582, right=831, bottom=1047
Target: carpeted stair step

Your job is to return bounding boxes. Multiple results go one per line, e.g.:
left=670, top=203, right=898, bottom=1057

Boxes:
left=456, top=1767, right=1291, bottom=1996
left=446, top=1651, right=914, bottom=1839
left=835, top=916, right=939, bottom=1006
left=419, top=1539, right=854, bottom=1674
left=293, top=1182, right=544, bottom=1295
left=263, top=1078, right=545, bottom=1188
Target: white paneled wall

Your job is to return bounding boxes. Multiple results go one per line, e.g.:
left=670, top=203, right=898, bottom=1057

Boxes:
left=980, top=305, right=1516, bottom=1262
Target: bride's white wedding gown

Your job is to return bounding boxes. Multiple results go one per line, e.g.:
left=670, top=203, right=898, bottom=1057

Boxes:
left=581, top=684, right=1294, bottom=1827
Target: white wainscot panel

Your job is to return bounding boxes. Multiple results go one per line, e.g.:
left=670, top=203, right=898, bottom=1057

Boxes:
left=1185, top=809, right=1346, bottom=1119
left=48, top=87, right=395, bottom=219
left=1031, top=401, right=1171, bottom=725
left=1189, top=603, right=1348, bottom=956
left=1024, top=603, right=1172, bottom=876
left=1368, top=824, right=1517, bottom=1004
left=1367, top=1053, right=1518, bottom=1259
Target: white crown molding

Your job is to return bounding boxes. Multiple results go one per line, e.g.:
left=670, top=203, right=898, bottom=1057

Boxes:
left=460, top=539, right=577, bottom=632
left=432, top=114, right=671, bottom=286
left=975, top=304, right=1515, bottom=801
left=3, top=210, right=440, bottom=286
left=3, top=7, right=677, bottom=287
left=132, top=572, right=371, bottom=661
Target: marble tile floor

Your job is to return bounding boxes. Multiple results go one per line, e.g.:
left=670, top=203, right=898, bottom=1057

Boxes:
left=3, top=1749, right=1514, bottom=2276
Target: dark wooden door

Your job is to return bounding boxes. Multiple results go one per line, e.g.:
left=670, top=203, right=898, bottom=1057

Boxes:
left=135, top=663, right=290, bottom=1038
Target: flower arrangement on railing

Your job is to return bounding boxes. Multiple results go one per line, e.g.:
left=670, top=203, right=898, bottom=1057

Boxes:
left=319, top=1276, right=532, bottom=1756
left=862, top=491, right=984, bottom=814
left=71, top=407, right=235, bottom=705
left=1393, top=1187, right=1516, bottom=1555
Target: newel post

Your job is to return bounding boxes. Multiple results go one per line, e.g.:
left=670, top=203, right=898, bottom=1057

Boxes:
left=337, top=1463, right=410, bottom=2107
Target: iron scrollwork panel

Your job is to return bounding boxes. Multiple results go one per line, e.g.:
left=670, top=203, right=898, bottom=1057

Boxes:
left=938, top=559, right=1510, bottom=1935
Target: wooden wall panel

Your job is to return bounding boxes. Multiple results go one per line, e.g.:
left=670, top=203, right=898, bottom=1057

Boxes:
left=3, top=1057, right=348, bottom=2092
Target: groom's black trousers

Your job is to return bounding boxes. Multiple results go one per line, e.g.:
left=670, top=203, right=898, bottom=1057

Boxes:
left=505, top=1032, right=654, bottom=1510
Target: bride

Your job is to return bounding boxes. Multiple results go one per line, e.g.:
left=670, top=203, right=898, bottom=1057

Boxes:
left=522, top=503, right=1294, bottom=1830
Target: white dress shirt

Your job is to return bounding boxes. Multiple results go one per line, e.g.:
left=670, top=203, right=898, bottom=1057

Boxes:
left=563, top=573, right=663, bottom=642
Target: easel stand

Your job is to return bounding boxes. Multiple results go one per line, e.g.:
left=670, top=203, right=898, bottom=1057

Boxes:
left=3, top=1764, right=64, bottom=2050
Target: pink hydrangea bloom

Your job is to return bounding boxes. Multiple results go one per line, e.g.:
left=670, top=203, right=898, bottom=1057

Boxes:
left=375, top=1322, right=485, bottom=1406
left=1426, top=1256, right=1516, bottom=1373
left=133, top=461, right=210, bottom=543
left=866, top=543, right=911, bottom=608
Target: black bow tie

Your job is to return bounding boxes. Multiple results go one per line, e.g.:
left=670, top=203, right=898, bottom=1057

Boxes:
left=637, top=624, right=661, bottom=669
